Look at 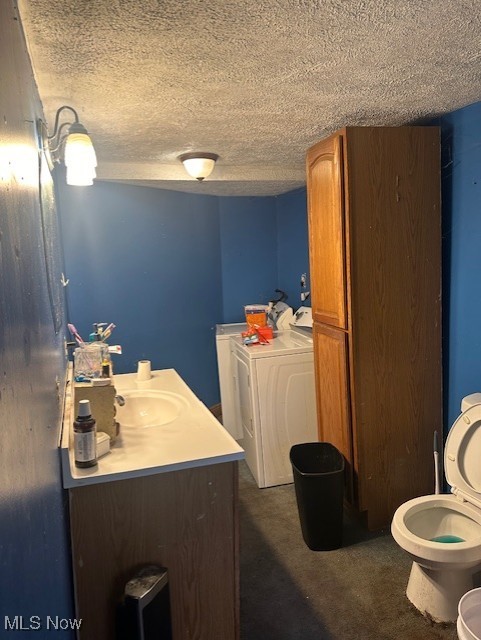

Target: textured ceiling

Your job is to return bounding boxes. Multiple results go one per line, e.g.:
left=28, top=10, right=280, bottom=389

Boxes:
left=18, top=0, right=481, bottom=196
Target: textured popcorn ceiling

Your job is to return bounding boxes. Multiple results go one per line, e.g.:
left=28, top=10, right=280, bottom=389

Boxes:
left=18, top=0, right=481, bottom=196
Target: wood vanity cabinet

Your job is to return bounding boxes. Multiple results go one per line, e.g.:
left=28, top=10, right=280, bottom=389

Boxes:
left=68, top=462, right=239, bottom=640
left=306, top=126, right=442, bottom=530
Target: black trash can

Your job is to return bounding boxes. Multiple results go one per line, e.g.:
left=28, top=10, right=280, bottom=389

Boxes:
left=290, top=442, right=345, bottom=551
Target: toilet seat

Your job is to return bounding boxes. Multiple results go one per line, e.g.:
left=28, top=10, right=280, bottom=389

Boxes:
left=445, top=404, right=481, bottom=510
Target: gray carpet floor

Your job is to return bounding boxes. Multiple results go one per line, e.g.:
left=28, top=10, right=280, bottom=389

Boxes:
left=238, top=461, right=458, bottom=640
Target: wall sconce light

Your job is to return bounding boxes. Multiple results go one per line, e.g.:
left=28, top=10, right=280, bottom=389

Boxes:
left=179, top=152, right=218, bottom=181
left=38, top=105, right=97, bottom=186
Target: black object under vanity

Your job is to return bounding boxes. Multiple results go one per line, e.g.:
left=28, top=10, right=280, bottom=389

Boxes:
left=117, top=566, right=172, bottom=640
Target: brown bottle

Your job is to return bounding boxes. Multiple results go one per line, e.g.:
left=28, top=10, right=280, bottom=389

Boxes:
left=74, top=399, right=98, bottom=468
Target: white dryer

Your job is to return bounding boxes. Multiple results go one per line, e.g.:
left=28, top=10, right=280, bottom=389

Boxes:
left=230, top=325, right=317, bottom=488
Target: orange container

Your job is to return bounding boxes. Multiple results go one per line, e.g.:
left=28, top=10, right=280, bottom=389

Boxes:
left=257, top=326, right=274, bottom=340
left=244, top=304, right=268, bottom=328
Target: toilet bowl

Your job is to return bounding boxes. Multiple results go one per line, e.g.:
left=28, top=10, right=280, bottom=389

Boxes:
left=391, top=395, right=481, bottom=623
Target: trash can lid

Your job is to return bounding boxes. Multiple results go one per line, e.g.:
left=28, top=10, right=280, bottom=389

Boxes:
left=289, top=442, right=344, bottom=475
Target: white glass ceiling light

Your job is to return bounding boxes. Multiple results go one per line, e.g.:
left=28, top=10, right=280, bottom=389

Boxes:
left=179, top=152, right=219, bottom=181
left=38, top=105, right=97, bottom=186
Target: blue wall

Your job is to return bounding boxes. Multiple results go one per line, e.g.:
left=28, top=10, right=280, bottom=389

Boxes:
left=58, top=182, right=223, bottom=405
left=438, top=101, right=481, bottom=430
left=219, top=196, right=278, bottom=322
left=276, top=188, right=310, bottom=308
left=0, top=1, right=74, bottom=632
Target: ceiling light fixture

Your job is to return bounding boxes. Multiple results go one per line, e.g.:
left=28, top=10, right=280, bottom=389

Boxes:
left=38, top=105, right=97, bottom=186
left=179, top=152, right=219, bottom=181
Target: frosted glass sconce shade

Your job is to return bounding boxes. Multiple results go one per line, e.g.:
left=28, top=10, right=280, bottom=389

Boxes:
left=64, top=128, right=97, bottom=186
left=38, top=105, right=97, bottom=186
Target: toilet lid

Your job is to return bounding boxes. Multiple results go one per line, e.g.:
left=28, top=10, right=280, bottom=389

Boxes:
left=445, top=403, right=481, bottom=509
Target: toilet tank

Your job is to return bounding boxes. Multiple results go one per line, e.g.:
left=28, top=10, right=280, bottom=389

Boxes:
left=461, top=393, right=481, bottom=412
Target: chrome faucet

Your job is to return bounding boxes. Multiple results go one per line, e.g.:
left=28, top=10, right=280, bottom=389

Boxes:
left=115, top=394, right=126, bottom=407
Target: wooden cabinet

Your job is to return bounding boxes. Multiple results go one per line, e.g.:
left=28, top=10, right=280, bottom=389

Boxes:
left=308, top=133, right=347, bottom=329
left=307, top=126, right=442, bottom=530
left=312, top=323, right=352, bottom=497
left=69, top=462, right=239, bottom=640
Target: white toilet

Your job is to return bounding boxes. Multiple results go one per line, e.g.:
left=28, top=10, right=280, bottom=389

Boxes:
left=391, top=394, right=481, bottom=623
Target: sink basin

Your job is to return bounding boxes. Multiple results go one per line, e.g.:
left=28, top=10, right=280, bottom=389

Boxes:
left=116, top=389, right=189, bottom=428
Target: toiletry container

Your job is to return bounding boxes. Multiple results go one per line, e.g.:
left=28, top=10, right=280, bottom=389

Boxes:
left=74, top=343, right=104, bottom=379
left=74, top=399, right=97, bottom=468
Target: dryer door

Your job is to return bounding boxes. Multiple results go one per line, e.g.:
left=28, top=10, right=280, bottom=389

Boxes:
left=255, top=352, right=317, bottom=488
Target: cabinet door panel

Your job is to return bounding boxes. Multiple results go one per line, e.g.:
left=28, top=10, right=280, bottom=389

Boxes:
left=307, top=134, right=347, bottom=328
left=313, top=322, right=352, bottom=473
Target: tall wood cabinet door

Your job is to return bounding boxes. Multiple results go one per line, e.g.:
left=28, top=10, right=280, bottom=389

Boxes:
left=307, top=134, right=347, bottom=329
left=313, top=322, right=352, bottom=477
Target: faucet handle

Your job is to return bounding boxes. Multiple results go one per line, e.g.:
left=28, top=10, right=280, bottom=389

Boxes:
left=115, top=394, right=126, bottom=407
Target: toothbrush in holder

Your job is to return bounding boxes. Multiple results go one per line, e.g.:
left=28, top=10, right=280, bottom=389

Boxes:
left=68, top=323, right=84, bottom=345
left=101, top=323, right=116, bottom=341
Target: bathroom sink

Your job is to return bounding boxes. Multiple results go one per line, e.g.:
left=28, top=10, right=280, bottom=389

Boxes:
left=115, top=389, right=189, bottom=428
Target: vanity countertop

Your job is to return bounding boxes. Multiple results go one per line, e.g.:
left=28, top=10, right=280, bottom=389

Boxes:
left=60, top=368, right=244, bottom=488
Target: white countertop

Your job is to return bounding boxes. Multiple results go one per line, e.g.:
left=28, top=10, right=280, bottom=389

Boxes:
left=60, top=368, right=244, bottom=488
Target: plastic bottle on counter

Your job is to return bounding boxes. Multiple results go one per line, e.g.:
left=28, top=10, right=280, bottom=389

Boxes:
left=74, top=399, right=98, bottom=468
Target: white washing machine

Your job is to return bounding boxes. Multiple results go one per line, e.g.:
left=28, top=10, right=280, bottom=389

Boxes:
left=215, top=322, right=247, bottom=440
left=230, top=320, right=317, bottom=488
